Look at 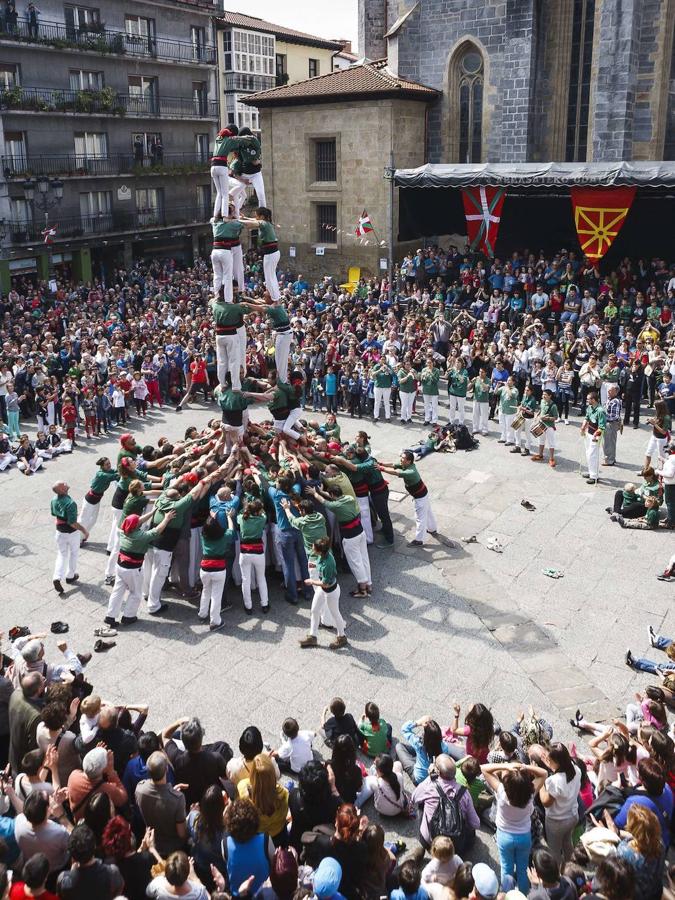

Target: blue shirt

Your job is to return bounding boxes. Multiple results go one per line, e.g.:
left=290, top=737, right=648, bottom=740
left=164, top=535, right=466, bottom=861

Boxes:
left=324, top=373, right=337, bottom=395
left=614, top=787, right=673, bottom=845
left=400, top=721, right=450, bottom=784
left=266, top=483, right=300, bottom=531
left=123, top=755, right=175, bottom=800
left=209, top=495, right=241, bottom=529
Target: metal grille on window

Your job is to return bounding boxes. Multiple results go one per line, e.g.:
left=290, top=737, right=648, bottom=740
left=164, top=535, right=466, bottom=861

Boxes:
left=315, top=140, right=336, bottom=182
left=565, top=0, right=595, bottom=162
left=458, top=50, right=483, bottom=163
left=317, top=204, right=337, bottom=244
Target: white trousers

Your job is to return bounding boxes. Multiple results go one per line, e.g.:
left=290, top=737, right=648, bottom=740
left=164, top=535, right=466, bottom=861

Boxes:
left=188, top=526, right=202, bottom=589
left=585, top=434, right=601, bottom=479
left=210, top=166, right=230, bottom=218
left=106, top=508, right=123, bottom=553
left=78, top=498, right=99, bottom=539
left=516, top=421, right=534, bottom=451
left=448, top=394, right=466, bottom=424
left=413, top=495, right=437, bottom=543
left=240, top=553, right=268, bottom=610
left=275, top=331, right=293, bottom=383
left=54, top=531, right=79, bottom=581
left=199, top=569, right=226, bottom=626
left=273, top=407, right=303, bottom=440
left=310, top=585, right=345, bottom=638
left=107, top=564, right=143, bottom=620
left=232, top=244, right=244, bottom=293
left=18, top=456, right=42, bottom=473
left=263, top=250, right=281, bottom=300
left=0, top=453, right=17, bottom=471
left=356, top=496, right=374, bottom=544
left=499, top=412, right=516, bottom=443
left=148, top=547, right=173, bottom=612
left=423, top=395, right=438, bottom=423
left=373, top=387, right=391, bottom=420
left=342, top=531, right=371, bottom=585
left=241, top=170, right=266, bottom=206
left=238, top=325, right=247, bottom=368
left=229, top=177, right=246, bottom=217
left=472, top=400, right=489, bottom=433
left=105, top=526, right=122, bottom=579
left=216, top=334, right=241, bottom=390
left=399, top=391, right=414, bottom=422
left=211, top=248, right=233, bottom=301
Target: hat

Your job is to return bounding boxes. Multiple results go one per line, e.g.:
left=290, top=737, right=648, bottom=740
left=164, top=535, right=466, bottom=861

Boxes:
left=472, top=864, right=499, bottom=900
left=121, top=514, right=140, bottom=534
left=313, top=858, right=342, bottom=899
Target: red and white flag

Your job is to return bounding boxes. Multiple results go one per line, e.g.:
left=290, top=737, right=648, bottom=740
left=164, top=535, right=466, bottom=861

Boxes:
left=355, top=210, right=374, bottom=237
left=461, top=187, right=506, bottom=257
left=42, top=226, right=57, bottom=244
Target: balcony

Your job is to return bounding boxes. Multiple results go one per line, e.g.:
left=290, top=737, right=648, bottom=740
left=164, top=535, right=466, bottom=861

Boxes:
left=222, top=73, right=275, bottom=93
left=8, top=205, right=211, bottom=243
left=0, top=86, right=218, bottom=119
left=0, top=18, right=216, bottom=65
left=2, top=152, right=211, bottom=179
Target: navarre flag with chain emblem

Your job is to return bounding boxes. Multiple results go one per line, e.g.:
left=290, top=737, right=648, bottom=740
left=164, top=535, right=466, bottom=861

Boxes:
left=571, top=186, right=636, bottom=262
left=461, top=186, right=506, bottom=257
left=355, top=210, right=374, bottom=237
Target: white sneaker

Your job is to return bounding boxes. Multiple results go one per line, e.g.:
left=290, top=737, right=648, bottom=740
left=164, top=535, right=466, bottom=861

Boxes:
left=564, top=419, right=569, bottom=425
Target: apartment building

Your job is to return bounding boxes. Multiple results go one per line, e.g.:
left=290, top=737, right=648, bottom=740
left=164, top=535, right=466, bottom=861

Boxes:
left=0, top=0, right=218, bottom=290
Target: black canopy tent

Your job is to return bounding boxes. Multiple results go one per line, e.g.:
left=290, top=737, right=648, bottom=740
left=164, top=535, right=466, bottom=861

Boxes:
left=394, top=162, right=675, bottom=265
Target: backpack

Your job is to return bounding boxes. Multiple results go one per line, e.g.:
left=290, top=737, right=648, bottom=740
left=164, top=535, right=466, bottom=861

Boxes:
left=428, top=780, right=469, bottom=852
left=451, top=424, right=478, bottom=451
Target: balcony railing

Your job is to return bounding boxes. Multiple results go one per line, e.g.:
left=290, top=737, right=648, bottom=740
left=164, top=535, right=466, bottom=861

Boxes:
left=0, top=18, right=216, bottom=64
left=0, top=85, right=217, bottom=119
left=223, top=73, right=276, bottom=93
left=2, top=152, right=211, bottom=178
left=8, top=205, right=211, bottom=243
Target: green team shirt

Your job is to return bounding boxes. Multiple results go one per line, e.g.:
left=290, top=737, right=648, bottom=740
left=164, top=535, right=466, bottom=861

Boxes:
left=201, top=529, right=235, bottom=559
left=586, top=405, right=607, bottom=432
left=520, top=394, right=538, bottom=416
left=212, top=133, right=237, bottom=160
left=540, top=398, right=559, bottom=426
left=358, top=717, right=390, bottom=756
left=266, top=304, right=290, bottom=329
left=499, top=386, right=519, bottom=414
left=119, top=471, right=151, bottom=493
left=119, top=526, right=163, bottom=557
left=89, top=469, right=119, bottom=494
left=268, top=381, right=296, bottom=417
left=238, top=134, right=262, bottom=172
left=316, top=551, right=337, bottom=587
left=218, top=388, right=250, bottom=413
left=211, top=300, right=246, bottom=329
left=123, top=493, right=148, bottom=517
left=151, top=492, right=194, bottom=530
left=456, top=756, right=487, bottom=806
left=420, top=367, right=440, bottom=396
left=645, top=507, right=660, bottom=527
left=448, top=370, right=469, bottom=397
left=50, top=494, right=77, bottom=524
left=256, top=220, right=277, bottom=247
left=472, top=377, right=490, bottom=402
left=397, top=370, right=415, bottom=393
left=394, top=462, right=422, bottom=488
left=372, top=365, right=393, bottom=388
left=322, top=470, right=356, bottom=499
left=237, top=513, right=267, bottom=541
left=354, top=457, right=385, bottom=488
left=286, top=510, right=328, bottom=556
left=212, top=220, right=243, bottom=242
left=322, top=494, right=359, bottom=524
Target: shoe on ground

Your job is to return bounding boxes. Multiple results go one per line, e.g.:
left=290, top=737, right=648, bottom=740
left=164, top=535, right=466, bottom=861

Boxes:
left=586, top=478, right=598, bottom=484
left=262, top=605, right=270, bottom=614
left=96, top=625, right=117, bottom=637
left=531, top=455, right=543, bottom=461
left=329, top=635, right=348, bottom=650
left=76, top=652, right=92, bottom=667
left=148, top=602, right=169, bottom=617
left=120, top=616, right=137, bottom=625
left=497, top=439, right=506, bottom=444
left=104, top=576, right=115, bottom=586
left=284, top=594, right=298, bottom=606
left=94, top=639, right=116, bottom=653
left=209, top=622, right=225, bottom=632
left=625, top=649, right=634, bottom=667
left=407, top=540, right=423, bottom=546
left=65, top=574, right=79, bottom=584
left=649, top=625, right=657, bottom=646
left=509, top=447, right=520, bottom=453
left=299, top=635, right=318, bottom=648
left=53, top=580, right=64, bottom=595
left=50, top=621, right=69, bottom=634
left=244, top=607, right=252, bottom=615
left=103, top=616, right=118, bottom=628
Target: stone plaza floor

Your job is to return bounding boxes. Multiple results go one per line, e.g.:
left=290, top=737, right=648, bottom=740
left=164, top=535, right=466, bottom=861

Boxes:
left=1, top=400, right=672, bottom=854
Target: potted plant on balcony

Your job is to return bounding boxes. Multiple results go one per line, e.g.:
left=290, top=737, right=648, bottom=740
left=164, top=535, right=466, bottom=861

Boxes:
left=0, top=85, right=22, bottom=109
left=75, top=90, right=95, bottom=113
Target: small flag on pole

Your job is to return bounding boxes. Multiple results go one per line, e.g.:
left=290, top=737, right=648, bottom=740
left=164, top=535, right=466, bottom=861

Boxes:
left=42, top=226, right=57, bottom=244
left=355, top=210, right=374, bottom=237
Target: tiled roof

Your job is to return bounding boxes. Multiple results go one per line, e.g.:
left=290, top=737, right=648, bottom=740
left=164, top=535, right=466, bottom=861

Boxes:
left=243, top=61, right=439, bottom=107
left=216, top=10, right=343, bottom=50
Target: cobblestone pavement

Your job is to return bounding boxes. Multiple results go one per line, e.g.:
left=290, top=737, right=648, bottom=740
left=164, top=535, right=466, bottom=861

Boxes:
left=1, top=399, right=671, bottom=856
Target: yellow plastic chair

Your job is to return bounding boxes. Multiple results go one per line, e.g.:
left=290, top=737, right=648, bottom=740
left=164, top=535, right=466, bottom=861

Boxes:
left=340, top=266, right=361, bottom=292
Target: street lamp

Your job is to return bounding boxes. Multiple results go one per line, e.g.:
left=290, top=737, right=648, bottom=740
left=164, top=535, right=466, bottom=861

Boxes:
left=22, top=177, right=63, bottom=236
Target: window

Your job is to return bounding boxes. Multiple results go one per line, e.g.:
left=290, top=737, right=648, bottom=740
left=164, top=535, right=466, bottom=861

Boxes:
left=9, top=198, right=32, bottom=224
left=195, top=133, right=210, bottom=161
left=232, top=29, right=274, bottom=76
left=235, top=99, right=258, bottom=131
left=314, top=139, right=336, bottom=182
left=64, top=5, right=100, bottom=34
left=191, top=25, right=206, bottom=61
left=74, top=131, right=108, bottom=161
left=192, top=81, right=207, bottom=116
left=565, top=0, right=595, bottom=161
left=69, top=69, right=103, bottom=91
left=0, top=64, right=19, bottom=88
left=223, top=30, right=232, bottom=70
left=315, top=202, right=337, bottom=244
left=128, top=76, right=158, bottom=114
left=309, top=58, right=319, bottom=78
left=80, top=190, right=112, bottom=233
left=4, top=132, right=26, bottom=172
left=136, top=187, right=164, bottom=225
left=131, top=132, right=161, bottom=161
left=196, top=184, right=211, bottom=217
left=458, top=48, right=483, bottom=163
left=125, top=14, right=154, bottom=38
left=275, top=53, right=287, bottom=84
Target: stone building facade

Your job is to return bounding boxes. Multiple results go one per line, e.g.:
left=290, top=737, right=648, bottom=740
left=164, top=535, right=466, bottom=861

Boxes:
left=361, top=0, right=675, bottom=163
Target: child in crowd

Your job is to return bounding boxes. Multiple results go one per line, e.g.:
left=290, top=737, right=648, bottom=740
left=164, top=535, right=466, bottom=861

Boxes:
left=274, top=717, right=315, bottom=774
left=359, top=701, right=392, bottom=757
left=322, top=698, right=360, bottom=749
left=421, top=836, right=463, bottom=887
left=61, top=396, right=78, bottom=447
left=455, top=756, right=487, bottom=810
left=79, top=694, right=102, bottom=744
left=5, top=382, right=23, bottom=440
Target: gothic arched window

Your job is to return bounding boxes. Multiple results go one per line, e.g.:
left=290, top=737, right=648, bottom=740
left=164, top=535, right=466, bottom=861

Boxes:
left=458, top=48, right=483, bottom=163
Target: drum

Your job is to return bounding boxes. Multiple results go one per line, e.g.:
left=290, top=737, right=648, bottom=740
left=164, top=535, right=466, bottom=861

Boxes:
left=530, top=419, right=546, bottom=438
left=511, top=412, right=525, bottom=431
